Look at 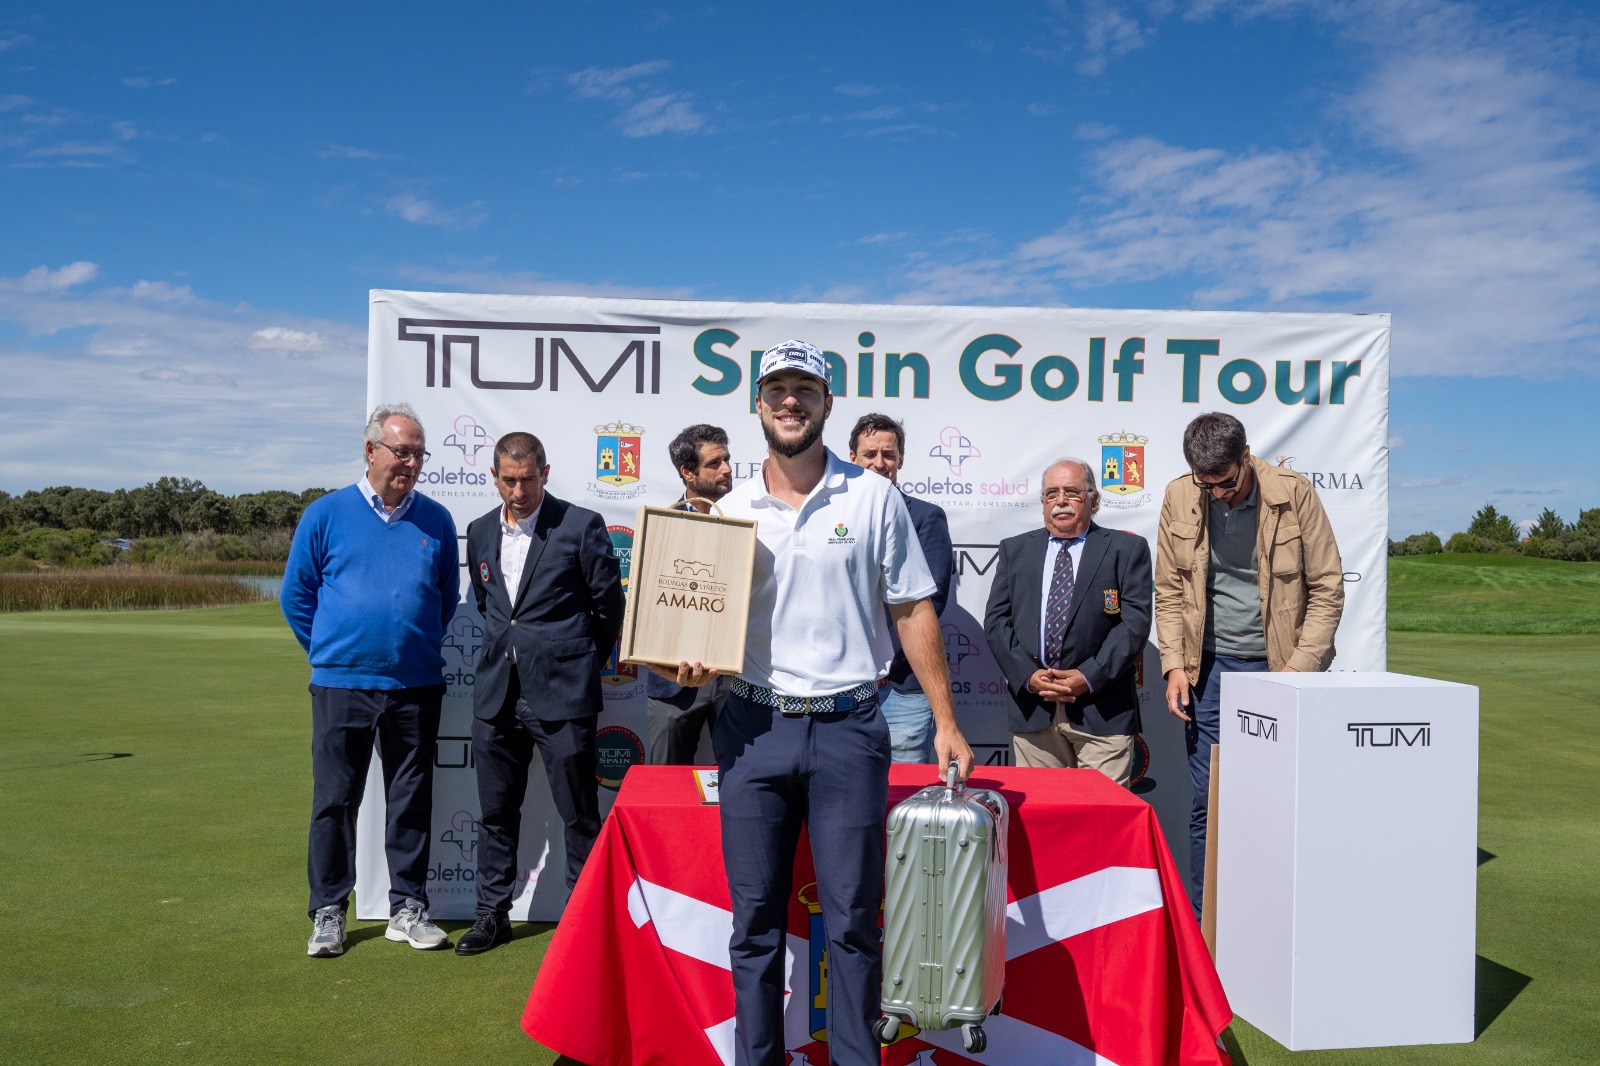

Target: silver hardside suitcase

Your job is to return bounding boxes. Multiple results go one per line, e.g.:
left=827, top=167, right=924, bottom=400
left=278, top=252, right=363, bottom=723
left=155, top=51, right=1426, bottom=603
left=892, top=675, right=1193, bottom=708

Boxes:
left=877, top=765, right=1009, bottom=1054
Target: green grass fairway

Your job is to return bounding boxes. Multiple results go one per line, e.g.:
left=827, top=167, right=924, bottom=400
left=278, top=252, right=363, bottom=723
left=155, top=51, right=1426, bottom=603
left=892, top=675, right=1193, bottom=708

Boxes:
left=1389, top=554, right=1600, bottom=634
left=3, top=598, right=1597, bottom=1064
left=0, top=604, right=559, bottom=1065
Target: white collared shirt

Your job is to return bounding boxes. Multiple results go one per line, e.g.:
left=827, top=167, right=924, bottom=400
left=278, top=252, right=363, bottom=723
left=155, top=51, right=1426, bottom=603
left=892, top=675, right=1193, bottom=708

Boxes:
left=717, top=449, right=935, bottom=696
left=498, top=501, right=543, bottom=602
left=1037, top=532, right=1087, bottom=664
left=356, top=476, right=415, bottom=523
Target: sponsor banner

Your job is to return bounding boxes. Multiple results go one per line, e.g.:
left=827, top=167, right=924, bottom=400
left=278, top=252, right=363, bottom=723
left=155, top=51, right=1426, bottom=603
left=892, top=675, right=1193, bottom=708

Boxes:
left=357, top=291, right=1389, bottom=919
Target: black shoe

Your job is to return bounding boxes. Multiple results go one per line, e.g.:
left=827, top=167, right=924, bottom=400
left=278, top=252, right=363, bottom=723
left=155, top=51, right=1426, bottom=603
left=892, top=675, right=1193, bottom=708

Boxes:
left=455, top=912, right=513, bottom=956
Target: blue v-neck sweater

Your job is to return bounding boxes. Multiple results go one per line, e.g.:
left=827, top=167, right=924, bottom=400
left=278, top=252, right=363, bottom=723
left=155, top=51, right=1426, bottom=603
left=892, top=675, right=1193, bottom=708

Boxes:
left=280, top=484, right=461, bottom=689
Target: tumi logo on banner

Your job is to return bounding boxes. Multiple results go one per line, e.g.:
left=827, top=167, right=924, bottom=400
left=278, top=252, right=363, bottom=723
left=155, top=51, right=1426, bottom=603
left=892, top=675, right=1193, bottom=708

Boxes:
left=1348, top=722, right=1432, bottom=748
left=397, top=318, right=662, bottom=394
left=1237, top=709, right=1279, bottom=741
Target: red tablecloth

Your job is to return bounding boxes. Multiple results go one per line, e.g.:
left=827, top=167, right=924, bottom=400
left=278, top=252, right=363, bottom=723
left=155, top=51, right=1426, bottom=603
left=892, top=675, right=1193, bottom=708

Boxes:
left=524, top=765, right=1231, bottom=1065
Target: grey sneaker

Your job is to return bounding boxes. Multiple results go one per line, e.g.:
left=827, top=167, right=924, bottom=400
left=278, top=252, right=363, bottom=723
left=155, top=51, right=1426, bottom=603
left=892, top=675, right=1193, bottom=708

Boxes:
left=307, top=905, right=346, bottom=958
left=385, top=897, right=448, bottom=950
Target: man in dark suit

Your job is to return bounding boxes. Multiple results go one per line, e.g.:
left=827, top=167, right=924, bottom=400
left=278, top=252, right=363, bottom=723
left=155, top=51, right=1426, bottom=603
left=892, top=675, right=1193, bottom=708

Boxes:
left=848, top=412, right=954, bottom=764
left=645, top=423, right=735, bottom=764
left=455, top=431, right=625, bottom=955
left=984, top=457, right=1152, bottom=785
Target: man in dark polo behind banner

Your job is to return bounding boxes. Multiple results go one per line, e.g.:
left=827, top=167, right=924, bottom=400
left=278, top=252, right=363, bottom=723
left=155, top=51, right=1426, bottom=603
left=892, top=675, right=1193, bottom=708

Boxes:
left=281, top=402, right=459, bottom=959
left=1157, top=411, right=1344, bottom=917
left=984, top=457, right=1152, bottom=786
left=848, top=411, right=953, bottom=764
left=656, top=340, right=974, bottom=1066
left=456, top=431, right=624, bottom=955
left=645, top=423, right=735, bottom=764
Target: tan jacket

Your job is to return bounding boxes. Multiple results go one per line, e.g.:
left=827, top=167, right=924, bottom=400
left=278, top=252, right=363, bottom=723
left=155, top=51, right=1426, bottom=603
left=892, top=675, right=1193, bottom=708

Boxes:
left=1155, top=455, right=1344, bottom=683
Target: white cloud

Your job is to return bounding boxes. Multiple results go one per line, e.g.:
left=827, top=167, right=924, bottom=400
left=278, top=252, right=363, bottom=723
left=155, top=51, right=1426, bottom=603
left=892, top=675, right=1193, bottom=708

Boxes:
left=618, top=93, right=706, bottom=137
left=316, top=144, right=389, bottom=160
left=0, top=266, right=366, bottom=493
left=392, top=263, right=696, bottom=301
left=835, top=83, right=882, bottom=97
left=0, top=93, right=31, bottom=111
left=1387, top=435, right=1405, bottom=450
left=1399, top=476, right=1463, bottom=489
left=383, top=192, right=487, bottom=230
left=121, top=76, right=177, bottom=89
left=19, top=141, right=137, bottom=168
left=248, top=326, right=330, bottom=352
left=125, top=280, right=195, bottom=303
left=566, top=60, right=709, bottom=137
left=567, top=61, right=673, bottom=102
left=885, top=0, right=1600, bottom=377
left=7, top=262, right=99, bottom=293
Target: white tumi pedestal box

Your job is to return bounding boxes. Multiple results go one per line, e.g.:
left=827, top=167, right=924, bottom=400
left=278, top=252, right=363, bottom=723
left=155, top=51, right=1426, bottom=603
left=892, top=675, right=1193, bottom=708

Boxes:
left=1215, top=672, right=1478, bottom=1050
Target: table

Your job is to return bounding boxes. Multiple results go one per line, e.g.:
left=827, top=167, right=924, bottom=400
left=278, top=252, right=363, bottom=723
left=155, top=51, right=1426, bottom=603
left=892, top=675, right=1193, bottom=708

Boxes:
left=523, top=765, right=1231, bottom=1066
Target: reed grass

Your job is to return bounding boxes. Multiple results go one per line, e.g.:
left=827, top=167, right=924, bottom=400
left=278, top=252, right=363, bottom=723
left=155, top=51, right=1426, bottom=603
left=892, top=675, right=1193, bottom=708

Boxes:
left=0, top=571, right=269, bottom=611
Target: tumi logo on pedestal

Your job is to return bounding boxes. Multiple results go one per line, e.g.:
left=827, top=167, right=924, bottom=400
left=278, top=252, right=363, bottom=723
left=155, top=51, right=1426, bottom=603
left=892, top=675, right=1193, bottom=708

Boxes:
left=1236, top=709, right=1278, bottom=741
left=1348, top=722, right=1432, bottom=747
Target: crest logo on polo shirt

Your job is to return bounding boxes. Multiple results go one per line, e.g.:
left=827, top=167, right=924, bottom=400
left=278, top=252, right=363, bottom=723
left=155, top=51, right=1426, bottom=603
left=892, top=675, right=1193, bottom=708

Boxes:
left=589, top=420, right=648, bottom=501
left=1098, top=430, right=1153, bottom=510
left=827, top=524, right=855, bottom=545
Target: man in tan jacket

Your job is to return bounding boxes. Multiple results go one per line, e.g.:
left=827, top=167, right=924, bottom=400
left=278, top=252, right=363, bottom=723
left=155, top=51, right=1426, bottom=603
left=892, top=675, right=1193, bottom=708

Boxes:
left=1156, top=412, right=1344, bottom=917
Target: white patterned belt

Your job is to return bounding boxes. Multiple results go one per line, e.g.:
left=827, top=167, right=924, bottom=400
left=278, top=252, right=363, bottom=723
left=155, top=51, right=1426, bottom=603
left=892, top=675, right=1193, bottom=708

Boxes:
left=730, top=678, right=879, bottom=717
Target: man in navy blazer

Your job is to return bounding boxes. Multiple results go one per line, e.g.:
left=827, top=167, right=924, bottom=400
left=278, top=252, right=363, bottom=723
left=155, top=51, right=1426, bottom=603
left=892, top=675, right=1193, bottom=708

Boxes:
left=455, top=431, right=624, bottom=955
left=984, top=457, right=1152, bottom=785
left=848, top=412, right=954, bottom=763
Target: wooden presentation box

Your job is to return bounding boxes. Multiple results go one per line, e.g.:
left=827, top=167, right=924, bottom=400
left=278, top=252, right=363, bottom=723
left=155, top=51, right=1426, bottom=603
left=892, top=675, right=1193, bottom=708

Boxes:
left=619, top=505, right=758, bottom=675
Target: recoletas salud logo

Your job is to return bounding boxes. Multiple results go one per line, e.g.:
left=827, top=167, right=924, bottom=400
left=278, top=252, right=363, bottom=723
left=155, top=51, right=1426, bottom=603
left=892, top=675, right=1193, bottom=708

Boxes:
left=908, top=426, right=1028, bottom=507
left=443, top=414, right=492, bottom=466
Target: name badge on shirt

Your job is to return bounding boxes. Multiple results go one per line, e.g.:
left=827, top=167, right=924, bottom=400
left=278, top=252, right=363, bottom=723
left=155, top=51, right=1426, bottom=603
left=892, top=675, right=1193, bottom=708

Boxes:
left=1103, top=589, right=1120, bottom=614
left=479, top=561, right=492, bottom=583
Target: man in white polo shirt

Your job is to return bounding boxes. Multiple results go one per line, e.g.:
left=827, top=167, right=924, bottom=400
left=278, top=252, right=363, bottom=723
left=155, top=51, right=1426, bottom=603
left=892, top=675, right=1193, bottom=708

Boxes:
left=656, top=339, right=974, bottom=1066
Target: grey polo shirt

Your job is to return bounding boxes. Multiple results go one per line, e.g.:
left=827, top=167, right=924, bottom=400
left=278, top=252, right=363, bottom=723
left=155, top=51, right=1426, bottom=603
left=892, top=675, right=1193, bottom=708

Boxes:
left=1204, top=483, right=1267, bottom=658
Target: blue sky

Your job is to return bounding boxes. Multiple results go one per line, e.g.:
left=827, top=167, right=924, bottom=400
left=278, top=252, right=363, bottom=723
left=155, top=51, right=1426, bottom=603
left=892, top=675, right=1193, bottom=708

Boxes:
left=2, top=0, right=1597, bottom=537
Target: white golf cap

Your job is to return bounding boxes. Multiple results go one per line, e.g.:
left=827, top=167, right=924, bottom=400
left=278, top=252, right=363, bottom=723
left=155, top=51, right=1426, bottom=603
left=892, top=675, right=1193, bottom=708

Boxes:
left=757, top=339, right=829, bottom=386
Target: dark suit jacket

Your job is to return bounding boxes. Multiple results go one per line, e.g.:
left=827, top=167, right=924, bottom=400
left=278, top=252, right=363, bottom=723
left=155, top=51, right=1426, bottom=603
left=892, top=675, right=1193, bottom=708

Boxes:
left=983, top=522, right=1152, bottom=737
left=884, top=490, right=953, bottom=693
left=466, top=495, right=625, bottom=722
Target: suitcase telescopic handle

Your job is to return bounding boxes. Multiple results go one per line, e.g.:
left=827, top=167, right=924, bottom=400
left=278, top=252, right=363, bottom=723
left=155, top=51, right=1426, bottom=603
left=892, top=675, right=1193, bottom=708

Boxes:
left=945, top=761, right=959, bottom=792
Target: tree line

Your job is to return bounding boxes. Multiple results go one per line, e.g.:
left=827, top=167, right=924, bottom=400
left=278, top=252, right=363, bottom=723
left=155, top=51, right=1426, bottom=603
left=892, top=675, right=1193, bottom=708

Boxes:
left=0, top=478, right=330, bottom=539
left=1390, top=504, right=1600, bottom=562
left=0, top=479, right=332, bottom=570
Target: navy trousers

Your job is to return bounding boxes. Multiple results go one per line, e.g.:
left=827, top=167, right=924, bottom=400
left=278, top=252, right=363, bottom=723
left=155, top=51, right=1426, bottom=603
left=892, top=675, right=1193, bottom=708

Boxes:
left=714, top=690, right=890, bottom=1066
left=471, top=674, right=600, bottom=911
left=307, top=683, right=444, bottom=917
left=1185, top=652, right=1270, bottom=918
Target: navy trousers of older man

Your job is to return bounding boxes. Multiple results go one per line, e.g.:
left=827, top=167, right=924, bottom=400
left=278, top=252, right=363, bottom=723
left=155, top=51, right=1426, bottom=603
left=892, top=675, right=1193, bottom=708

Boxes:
left=713, top=690, right=891, bottom=1066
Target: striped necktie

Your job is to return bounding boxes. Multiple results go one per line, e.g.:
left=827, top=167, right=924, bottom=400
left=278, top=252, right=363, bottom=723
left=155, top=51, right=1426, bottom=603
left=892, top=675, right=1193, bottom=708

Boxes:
left=1042, top=538, right=1075, bottom=668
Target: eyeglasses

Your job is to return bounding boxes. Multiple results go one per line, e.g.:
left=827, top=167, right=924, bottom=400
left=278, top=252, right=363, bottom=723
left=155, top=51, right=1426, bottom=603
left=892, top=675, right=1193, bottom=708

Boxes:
left=374, top=442, right=431, bottom=464
left=1191, top=468, right=1241, bottom=491
left=1041, top=487, right=1092, bottom=504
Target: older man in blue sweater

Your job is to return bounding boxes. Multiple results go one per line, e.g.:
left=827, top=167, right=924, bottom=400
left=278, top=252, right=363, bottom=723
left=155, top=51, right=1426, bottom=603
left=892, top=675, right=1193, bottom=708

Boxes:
left=282, top=403, right=461, bottom=958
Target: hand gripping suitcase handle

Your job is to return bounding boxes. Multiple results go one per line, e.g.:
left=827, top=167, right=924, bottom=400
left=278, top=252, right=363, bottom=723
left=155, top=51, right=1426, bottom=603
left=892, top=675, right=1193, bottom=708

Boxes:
left=945, top=761, right=959, bottom=793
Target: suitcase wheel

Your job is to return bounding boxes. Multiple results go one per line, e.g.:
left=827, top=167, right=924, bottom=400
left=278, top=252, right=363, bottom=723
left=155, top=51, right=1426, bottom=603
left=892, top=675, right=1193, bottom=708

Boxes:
left=873, top=1015, right=901, bottom=1045
left=961, top=1023, right=987, bottom=1054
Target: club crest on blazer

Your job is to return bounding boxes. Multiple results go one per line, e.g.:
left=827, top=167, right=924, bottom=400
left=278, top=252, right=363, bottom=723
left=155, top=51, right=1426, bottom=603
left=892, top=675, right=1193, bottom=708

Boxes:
left=1103, top=589, right=1120, bottom=614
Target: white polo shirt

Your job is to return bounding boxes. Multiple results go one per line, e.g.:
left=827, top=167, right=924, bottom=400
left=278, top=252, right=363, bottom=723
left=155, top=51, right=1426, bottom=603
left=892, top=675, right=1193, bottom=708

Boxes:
left=718, top=448, right=936, bottom=696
